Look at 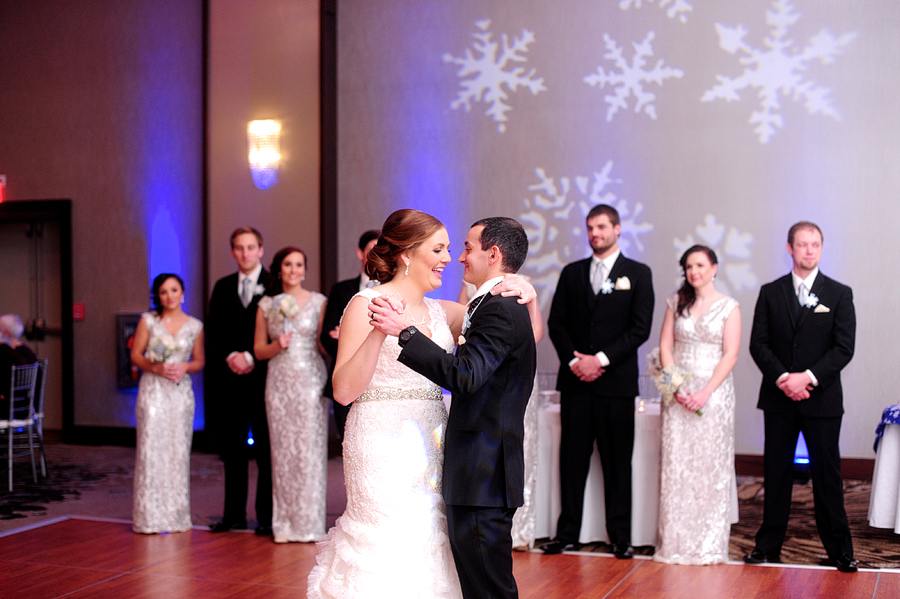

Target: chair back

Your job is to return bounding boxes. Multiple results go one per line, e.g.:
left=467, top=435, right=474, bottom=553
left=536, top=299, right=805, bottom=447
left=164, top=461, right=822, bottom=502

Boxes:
left=7, top=362, right=40, bottom=423
left=34, top=358, right=49, bottom=420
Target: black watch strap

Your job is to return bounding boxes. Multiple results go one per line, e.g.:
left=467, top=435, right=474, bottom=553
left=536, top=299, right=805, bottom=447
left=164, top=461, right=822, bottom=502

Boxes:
left=398, top=326, right=418, bottom=346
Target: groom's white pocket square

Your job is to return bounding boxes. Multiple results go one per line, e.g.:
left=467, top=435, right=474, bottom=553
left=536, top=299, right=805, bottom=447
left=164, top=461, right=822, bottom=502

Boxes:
left=615, top=276, right=631, bottom=290
left=814, top=304, right=830, bottom=313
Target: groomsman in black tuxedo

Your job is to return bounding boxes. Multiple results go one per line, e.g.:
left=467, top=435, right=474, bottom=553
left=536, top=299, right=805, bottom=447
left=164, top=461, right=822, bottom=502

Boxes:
left=206, top=226, right=273, bottom=535
left=542, top=204, right=654, bottom=558
left=370, top=217, right=537, bottom=599
left=744, top=221, right=857, bottom=572
left=320, top=229, right=380, bottom=441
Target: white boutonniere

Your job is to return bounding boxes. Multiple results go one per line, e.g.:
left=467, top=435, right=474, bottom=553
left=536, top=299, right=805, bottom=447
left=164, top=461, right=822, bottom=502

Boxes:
left=457, top=335, right=466, bottom=346
left=814, top=304, right=830, bottom=313
left=599, top=278, right=614, bottom=295
left=615, top=276, right=631, bottom=290
left=804, top=292, right=819, bottom=309
left=254, top=284, right=266, bottom=296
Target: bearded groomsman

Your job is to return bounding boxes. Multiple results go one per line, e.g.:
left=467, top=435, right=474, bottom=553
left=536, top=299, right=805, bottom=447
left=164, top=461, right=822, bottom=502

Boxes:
left=744, top=221, right=857, bottom=572
left=542, top=204, right=654, bottom=559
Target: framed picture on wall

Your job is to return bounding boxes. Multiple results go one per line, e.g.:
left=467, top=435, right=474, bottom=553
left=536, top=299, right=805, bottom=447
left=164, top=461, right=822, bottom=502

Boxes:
left=116, top=312, right=143, bottom=389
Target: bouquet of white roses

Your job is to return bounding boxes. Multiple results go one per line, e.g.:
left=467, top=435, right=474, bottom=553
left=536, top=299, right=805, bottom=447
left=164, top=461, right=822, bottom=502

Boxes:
left=649, top=347, right=701, bottom=416
left=274, top=294, right=300, bottom=333
left=146, top=335, right=178, bottom=364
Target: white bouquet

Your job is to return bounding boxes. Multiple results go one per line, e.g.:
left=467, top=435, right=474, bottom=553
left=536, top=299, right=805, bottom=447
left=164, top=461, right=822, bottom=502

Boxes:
left=274, top=294, right=300, bottom=333
left=649, top=349, right=700, bottom=416
left=146, top=335, right=178, bottom=364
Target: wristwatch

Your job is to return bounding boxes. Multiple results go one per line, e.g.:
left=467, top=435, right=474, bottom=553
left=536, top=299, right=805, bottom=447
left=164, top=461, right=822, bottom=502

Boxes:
left=398, top=326, right=418, bottom=346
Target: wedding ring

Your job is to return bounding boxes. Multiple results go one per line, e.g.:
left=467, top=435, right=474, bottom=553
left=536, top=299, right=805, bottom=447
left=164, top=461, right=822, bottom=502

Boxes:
left=368, top=311, right=374, bottom=319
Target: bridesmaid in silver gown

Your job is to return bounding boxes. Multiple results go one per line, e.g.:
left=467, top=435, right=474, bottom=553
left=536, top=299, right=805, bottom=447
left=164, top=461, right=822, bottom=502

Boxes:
left=254, top=246, right=328, bottom=543
left=654, top=245, right=741, bottom=565
left=131, top=273, right=204, bottom=534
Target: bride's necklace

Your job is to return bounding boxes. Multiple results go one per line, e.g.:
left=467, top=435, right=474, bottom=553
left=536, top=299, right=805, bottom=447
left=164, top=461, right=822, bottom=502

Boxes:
left=389, top=286, right=428, bottom=327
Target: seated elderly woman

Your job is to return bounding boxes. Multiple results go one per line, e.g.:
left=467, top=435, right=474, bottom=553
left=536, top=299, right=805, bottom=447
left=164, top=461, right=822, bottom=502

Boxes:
left=0, top=314, right=38, bottom=401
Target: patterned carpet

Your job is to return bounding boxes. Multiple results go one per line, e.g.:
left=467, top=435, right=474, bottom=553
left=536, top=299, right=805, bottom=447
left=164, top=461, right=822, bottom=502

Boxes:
left=3, top=444, right=900, bottom=569
left=571, top=476, right=900, bottom=569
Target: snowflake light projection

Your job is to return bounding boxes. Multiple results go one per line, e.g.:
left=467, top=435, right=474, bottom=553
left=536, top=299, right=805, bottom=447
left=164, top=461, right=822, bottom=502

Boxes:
left=701, top=0, right=857, bottom=144
left=584, top=31, right=684, bottom=122
left=619, top=0, right=694, bottom=24
left=674, top=214, right=757, bottom=298
left=518, top=162, right=653, bottom=309
left=443, top=19, right=546, bottom=133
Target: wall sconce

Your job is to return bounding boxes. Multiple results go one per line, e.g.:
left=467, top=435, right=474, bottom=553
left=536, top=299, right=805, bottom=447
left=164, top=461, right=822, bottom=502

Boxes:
left=247, top=119, right=281, bottom=190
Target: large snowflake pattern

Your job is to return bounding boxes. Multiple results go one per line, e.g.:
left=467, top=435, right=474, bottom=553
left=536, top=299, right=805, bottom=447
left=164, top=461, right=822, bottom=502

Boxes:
left=619, top=0, right=694, bottom=24
left=701, top=0, right=857, bottom=144
left=584, top=31, right=684, bottom=122
left=519, top=163, right=653, bottom=309
left=674, top=214, right=757, bottom=297
left=443, top=19, right=547, bottom=133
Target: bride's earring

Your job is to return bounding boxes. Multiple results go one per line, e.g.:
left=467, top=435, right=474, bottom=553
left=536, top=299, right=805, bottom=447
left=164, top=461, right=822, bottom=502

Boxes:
left=405, top=261, right=410, bottom=276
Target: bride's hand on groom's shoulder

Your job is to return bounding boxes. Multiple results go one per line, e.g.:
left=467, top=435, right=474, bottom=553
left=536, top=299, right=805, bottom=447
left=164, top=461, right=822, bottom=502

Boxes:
left=492, top=274, right=537, bottom=304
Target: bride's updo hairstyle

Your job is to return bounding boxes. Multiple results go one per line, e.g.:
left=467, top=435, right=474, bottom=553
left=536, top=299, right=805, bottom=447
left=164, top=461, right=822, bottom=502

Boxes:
left=675, top=245, right=717, bottom=317
left=366, top=209, right=445, bottom=283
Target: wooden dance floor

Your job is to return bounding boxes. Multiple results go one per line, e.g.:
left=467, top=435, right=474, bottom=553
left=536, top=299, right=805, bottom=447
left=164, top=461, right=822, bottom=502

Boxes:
left=1, top=516, right=898, bottom=598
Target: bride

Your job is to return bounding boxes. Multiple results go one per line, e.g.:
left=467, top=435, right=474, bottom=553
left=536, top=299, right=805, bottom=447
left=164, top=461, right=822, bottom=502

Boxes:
left=307, top=209, right=533, bottom=598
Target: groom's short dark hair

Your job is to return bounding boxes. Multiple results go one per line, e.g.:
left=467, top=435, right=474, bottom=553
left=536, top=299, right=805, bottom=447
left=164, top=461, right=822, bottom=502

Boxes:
left=472, top=217, right=529, bottom=273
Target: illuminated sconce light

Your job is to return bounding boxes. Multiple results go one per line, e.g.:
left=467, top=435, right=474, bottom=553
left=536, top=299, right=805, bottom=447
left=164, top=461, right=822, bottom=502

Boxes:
left=247, top=119, right=281, bottom=190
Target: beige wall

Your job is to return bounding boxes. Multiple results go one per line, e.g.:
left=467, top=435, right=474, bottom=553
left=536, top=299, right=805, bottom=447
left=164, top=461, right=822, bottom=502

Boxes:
left=0, top=1, right=204, bottom=429
left=0, top=0, right=321, bottom=432
left=336, top=0, right=900, bottom=458
left=208, top=0, right=322, bottom=291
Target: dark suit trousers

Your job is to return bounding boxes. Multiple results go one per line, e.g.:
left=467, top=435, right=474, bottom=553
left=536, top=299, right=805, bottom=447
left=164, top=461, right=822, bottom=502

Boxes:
left=557, top=392, right=634, bottom=545
left=756, top=408, right=852, bottom=560
left=447, top=505, right=518, bottom=599
left=220, top=376, right=272, bottom=527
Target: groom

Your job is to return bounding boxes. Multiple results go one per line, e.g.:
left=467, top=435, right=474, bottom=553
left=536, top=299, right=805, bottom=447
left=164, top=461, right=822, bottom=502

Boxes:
left=370, top=217, right=537, bottom=599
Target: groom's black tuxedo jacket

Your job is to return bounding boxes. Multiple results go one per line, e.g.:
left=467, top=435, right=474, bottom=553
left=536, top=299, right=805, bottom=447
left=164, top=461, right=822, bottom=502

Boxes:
left=548, top=254, right=654, bottom=398
left=749, top=272, right=855, bottom=418
left=398, top=292, right=536, bottom=508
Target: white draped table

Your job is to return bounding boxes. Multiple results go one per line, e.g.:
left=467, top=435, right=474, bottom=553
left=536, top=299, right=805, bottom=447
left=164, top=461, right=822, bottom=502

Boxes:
left=533, top=397, right=661, bottom=546
left=869, top=422, right=900, bottom=533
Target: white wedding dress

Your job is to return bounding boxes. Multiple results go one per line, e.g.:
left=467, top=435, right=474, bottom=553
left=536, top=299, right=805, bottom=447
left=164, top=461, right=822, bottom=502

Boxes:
left=308, top=289, right=462, bottom=598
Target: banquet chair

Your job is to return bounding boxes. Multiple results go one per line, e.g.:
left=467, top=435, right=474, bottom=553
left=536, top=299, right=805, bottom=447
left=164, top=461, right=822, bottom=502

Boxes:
left=1, top=362, right=40, bottom=491
left=33, top=358, right=49, bottom=477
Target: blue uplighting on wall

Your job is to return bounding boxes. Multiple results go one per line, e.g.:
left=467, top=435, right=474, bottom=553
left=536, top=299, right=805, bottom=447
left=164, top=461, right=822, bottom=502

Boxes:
left=134, top=2, right=204, bottom=431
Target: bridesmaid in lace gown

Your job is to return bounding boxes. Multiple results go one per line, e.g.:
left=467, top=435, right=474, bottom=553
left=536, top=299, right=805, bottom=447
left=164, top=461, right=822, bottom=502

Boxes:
left=130, top=273, right=204, bottom=534
left=254, top=246, right=328, bottom=543
left=654, top=245, right=741, bottom=565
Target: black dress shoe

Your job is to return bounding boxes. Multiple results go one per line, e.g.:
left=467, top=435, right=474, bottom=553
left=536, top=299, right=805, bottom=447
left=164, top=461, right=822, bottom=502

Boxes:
left=254, top=525, right=273, bottom=537
left=209, top=520, right=247, bottom=533
left=540, top=539, right=581, bottom=555
left=612, top=542, right=634, bottom=559
left=743, top=548, right=778, bottom=564
left=835, top=554, right=858, bottom=573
